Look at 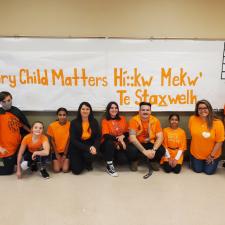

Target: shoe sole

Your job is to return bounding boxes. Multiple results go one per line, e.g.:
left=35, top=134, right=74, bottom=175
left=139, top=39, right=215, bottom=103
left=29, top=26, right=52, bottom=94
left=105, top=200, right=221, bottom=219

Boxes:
left=39, top=172, right=50, bottom=179
left=41, top=176, right=50, bottom=179
left=143, top=170, right=153, bottom=179
left=107, top=170, right=118, bottom=177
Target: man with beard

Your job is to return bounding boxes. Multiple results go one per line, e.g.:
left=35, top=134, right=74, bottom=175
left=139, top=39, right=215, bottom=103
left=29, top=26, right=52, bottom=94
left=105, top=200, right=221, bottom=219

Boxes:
left=128, top=102, right=165, bottom=178
left=0, top=91, right=30, bottom=175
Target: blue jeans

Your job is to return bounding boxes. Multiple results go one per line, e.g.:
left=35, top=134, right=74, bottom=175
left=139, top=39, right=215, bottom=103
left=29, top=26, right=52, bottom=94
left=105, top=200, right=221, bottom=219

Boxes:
left=190, top=155, right=219, bottom=175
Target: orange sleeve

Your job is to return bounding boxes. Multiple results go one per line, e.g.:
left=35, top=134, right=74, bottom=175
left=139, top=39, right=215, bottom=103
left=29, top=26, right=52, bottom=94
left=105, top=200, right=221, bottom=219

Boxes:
left=155, top=119, right=162, bottom=133
left=163, top=128, right=168, bottom=148
left=163, top=128, right=169, bottom=149
left=42, top=135, right=49, bottom=143
left=122, top=116, right=128, bottom=132
left=188, top=116, right=194, bottom=132
left=129, top=118, right=139, bottom=133
left=47, top=125, right=54, bottom=138
left=101, top=119, right=110, bottom=136
left=21, top=135, right=29, bottom=146
left=215, top=120, right=225, bottom=142
left=179, top=129, right=187, bottom=151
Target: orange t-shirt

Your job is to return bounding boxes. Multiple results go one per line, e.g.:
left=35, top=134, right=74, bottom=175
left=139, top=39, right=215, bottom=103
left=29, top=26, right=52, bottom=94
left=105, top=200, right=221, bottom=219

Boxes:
left=0, top=112, right=22, bottom=157
left=129, top=114, right=162, bottom=144
left=189, top=115, right=225, bottom=159
left=21, top=133, right=49, bottom=153
left=47, top=121, right=70, bottom=153
left=161, top=127, right=187, bottom=164
left=81, top=121, right=91, bottom=140
left=102, top=116, right=128, bottom=138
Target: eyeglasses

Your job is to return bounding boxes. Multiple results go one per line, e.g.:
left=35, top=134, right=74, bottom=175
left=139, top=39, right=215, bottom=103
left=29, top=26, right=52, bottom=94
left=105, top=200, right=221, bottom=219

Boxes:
left=198, top=107, right=208, bottom=111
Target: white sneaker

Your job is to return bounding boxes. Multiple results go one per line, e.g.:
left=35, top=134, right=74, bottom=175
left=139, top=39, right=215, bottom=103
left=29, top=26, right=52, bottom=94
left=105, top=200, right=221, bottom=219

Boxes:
left=21, top=161, right=29, bottom=171
left=106, top=164, right=118, bottom=177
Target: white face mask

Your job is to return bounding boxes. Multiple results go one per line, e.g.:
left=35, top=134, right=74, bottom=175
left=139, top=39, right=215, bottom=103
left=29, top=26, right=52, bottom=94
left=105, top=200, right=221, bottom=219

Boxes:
left=1, top=99, right=12, bottom=110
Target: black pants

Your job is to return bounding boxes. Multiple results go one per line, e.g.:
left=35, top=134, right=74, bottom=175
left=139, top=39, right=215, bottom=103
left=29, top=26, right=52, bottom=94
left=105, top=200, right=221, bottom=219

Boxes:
left=162, top=162, right=182, bottom=174
left=24, top=151, right=48, bottom=169
left=0, top=154, right=17, bottom=175
left=101, top=139, right=137, bottom=164
left=128, top=142, right=165, bottom=163
left=69, top=140, right=96, bottom=175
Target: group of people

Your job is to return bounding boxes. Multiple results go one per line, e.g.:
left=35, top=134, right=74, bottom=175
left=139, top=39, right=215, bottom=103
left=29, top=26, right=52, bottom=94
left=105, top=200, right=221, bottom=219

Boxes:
left=0, top=91, right=224, bottom=179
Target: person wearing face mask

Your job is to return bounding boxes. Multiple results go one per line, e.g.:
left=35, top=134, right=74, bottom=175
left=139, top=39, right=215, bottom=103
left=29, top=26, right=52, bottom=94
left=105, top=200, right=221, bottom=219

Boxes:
left=0, top=91, right=30, bottom=175
left=47, top=108, right=70, bottom=173
left=68, top=102, right=100, bottom=175
left=160, top=114, right=187, bottom=174
left=189, top=99, right=224, bottom=175
left=128, top=102, right=165, bottom=178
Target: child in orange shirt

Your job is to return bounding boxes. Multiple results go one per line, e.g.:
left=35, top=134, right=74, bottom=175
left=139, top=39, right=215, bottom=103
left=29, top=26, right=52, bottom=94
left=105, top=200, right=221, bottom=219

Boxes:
left=47, top=108, right=70, bottom=173
left=16, top=121, right=50, bottom=179
left=161, top=114, right=187, bottom=174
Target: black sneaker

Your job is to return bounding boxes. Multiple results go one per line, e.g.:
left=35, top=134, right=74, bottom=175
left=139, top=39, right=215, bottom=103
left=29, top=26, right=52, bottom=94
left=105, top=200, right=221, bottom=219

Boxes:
left=106, top=164, right=118, bottom=177
left=40, top=169, right=50, bottom=179
left=86, top=163, right=93, bottom=171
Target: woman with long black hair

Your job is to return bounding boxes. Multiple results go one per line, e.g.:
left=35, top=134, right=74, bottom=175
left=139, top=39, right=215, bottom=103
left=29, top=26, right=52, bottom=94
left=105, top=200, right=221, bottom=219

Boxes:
left=69, top=102, right=100, bottom=175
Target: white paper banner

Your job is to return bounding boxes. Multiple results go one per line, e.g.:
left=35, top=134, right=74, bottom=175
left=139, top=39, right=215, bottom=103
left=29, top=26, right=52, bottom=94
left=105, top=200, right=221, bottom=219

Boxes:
left=0, top=38, right=224, bottom=111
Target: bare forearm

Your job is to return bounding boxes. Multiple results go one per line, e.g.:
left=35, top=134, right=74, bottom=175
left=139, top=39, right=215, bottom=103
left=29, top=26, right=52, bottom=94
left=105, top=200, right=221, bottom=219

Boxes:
left=35, top=150, right=49, bottom=157
left=17, top=145, right=26, bottom=166
left=130, top=136, right=145, bottom=153
left=210, top=142, right=223, bottom=156
left=153, top=133, right=163, bottom=150
left=63, top=137, right=70, bottom=155
left=17, top=153, right=23, bottom=167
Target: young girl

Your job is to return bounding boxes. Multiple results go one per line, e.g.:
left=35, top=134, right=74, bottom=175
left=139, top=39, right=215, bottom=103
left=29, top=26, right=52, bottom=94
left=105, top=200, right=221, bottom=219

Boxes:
left=161, top=114, right=187, bottom=174
left=47, top=108, right=70, bottom=173
left=16, top=121, right=50, bottom=179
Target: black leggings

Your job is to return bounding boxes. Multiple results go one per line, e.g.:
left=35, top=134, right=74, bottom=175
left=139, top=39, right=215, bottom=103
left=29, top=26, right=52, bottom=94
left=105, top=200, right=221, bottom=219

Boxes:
left=162, top=162, right=182, bottom=174
left=101, top=139, right=137, bottom=164
left=69, top=141, right=96, bottom=175
left=24, top=151, right=48, bottom=169
left=0, top=154, right=17, bottom=175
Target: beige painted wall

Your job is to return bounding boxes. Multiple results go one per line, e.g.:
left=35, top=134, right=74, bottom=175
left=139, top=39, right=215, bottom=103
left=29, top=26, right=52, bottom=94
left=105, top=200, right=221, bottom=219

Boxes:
left=0, top=0, right=225, bottom=39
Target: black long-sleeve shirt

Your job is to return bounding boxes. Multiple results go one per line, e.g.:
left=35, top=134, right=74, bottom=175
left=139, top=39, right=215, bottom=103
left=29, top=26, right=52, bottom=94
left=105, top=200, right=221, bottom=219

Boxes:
left=69, top=118, right=101, bottom=151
